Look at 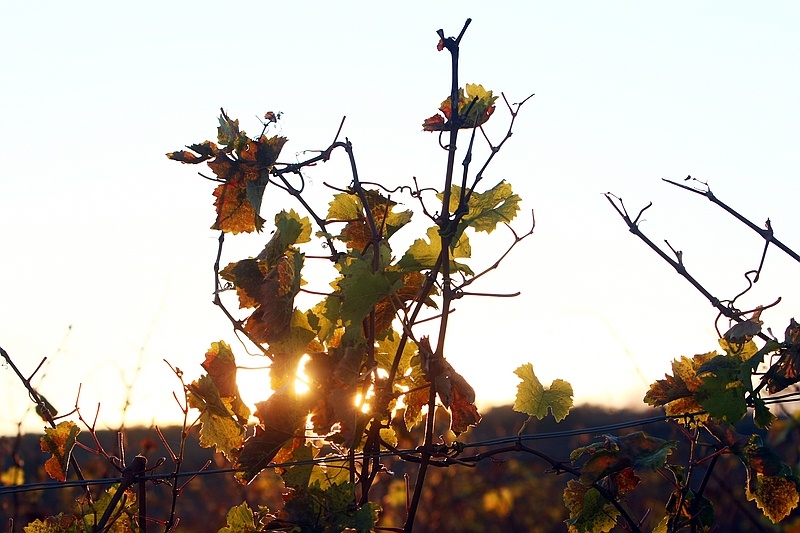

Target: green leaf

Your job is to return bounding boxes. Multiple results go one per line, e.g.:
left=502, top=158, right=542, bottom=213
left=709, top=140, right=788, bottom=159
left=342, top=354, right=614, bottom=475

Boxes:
left=395, top=226, right=474, bottom=276
left=309, top=297, right=341, bottom=344
left=338, top=257, right=403, bottom=328
left=187, top=374, right=246, bottom=460
left=309, top=455, right=351, bottom=489
left=217, top=112, right=246, bottom=152
left=512, top=363, right=573, bottom=422
left=695, top=355, right=748, bottom=422
left=563, top=481, right=618, bottom=533
left=267, top=309, right=317, bottom=358
left=280, top=444, right=314, bottom=490
left=218, top=502, right=256, bottom=533
left=753, top=397, right=777, bottom=429
left=327, top=192, right=362, bottom=221
left=439, top=181, right=521, bottom=242
left=261, top=209, right=312, bottom=268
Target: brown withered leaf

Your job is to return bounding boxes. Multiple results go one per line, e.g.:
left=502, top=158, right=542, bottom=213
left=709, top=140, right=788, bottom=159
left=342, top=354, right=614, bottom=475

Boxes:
left=220, top=258, right=267, bottom=309
left=449, top=380, right=482, bottom=436
left=244, top=252, right=302, bottom=345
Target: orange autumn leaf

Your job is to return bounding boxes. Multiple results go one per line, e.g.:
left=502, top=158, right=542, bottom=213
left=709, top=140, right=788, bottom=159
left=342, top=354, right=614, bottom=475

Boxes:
left=167, top=112, right=288, bottom=234
left=212, top=179, right=264, bottom=234
left=422, top=83, right=497, bottom=132
left=40, top=421, right=80, bottom=482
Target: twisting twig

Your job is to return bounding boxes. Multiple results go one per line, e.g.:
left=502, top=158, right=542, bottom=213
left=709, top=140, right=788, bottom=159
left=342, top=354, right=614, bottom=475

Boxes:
left=0, top=346, right=90, bottom=498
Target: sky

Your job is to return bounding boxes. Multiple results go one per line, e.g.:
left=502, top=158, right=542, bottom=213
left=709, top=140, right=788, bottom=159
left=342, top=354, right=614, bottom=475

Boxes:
left=2, top=2, right=799, bottom=436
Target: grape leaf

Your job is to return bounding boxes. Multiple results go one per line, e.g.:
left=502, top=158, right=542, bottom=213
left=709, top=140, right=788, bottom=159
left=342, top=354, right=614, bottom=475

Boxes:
left=404, top=386, right=430, bottom=431
left=333, top=190, right=412, bottom=251
left=439, top=181, right=521, bottom=242
left=266, top=309, right=317, bottom=359
left=219, top=258, right=266, bottom=309
left=281, top=480, right=380, bottom=533
left=660, top=489, right=715, bottom=532
left=218, top=502, right=257, bottom=533
left=373, top=271, right=438, bottom=336
left=449, top=379, right=482, bottom=435
left=23, top=514, right=81, bottom=533
left=242, top=251, right=304, bottom=345
left=563, top=480, right=618, bottom=533
left=217, top=112, right=247, bottom=152
left=278, top=443, right=315, bottom=491
left=746, top=473, right=800, bottom=523
left=395, top=226, right=474, bottom=276
left=753, top=397, right=777, bottom=429
left=235, top=391, right=308, bottom=484
left=201, top=341, right=250, bottom=420
left=338, top=257, right=403, bottom=330
left=40, top=421, right=80, bottom=482
left=765, top=319, right=800, bottom=394
left=376, top=334, right=421, bottom=388
left=695, top=354, right=748, bottom=423
left=166, top=140, right=219, bottom=163
left=513, top=363, right=573, bottom=422
left=575, top=432, right=676, bottom=484
left=259, top=209, right=312, bottom=268
left=643, top=351, right=717, bottom=420
left=211, top=175, right=263, bottom=234
left=167, top=112, right=288, bottom=234
left=187, top=374, right=246, bottom=460
left=422, top=83, right=497, bottom=131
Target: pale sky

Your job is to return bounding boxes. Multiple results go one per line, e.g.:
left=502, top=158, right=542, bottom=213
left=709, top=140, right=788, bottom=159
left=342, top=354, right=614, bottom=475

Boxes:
left=2, top=2, right=799, bottom=436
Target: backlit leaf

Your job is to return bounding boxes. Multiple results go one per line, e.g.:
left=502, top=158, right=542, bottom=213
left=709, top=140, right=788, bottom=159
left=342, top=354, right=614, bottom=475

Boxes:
left=563, top=480, right=618, bottom=533
left=260, top=209, right=312, bottom=268
left=243, top=251, right=304, bottom=345
left=395, top=226, right=474, bottom=276
left=695, top=355, right=748, bottom=423
left=338, top=257, right=403, bottom=329
left=513, top=363, right=573, bottom=422
left=280, top=443, right=314, bottom=490
left=187, top=374, right=246, bottom=460
left=168, top=113, right=288, bottom=234
left=643, top=352, right=718, bottom=417
left=575, top=432, right=676, bottom=484
left=218, top=501, right=256, bottom=533
left=235, top=390, right=308, bottom=484
left=40, top=421, right=80, bottom=482
left=212, top=179, right=264, bottom=234
left=746, top=473, right=800, bottom=523
left=439, top=181, right=521, bottom=241
left=422, top=83, right=498, bottom=131
left=449, top=381, right=482, bottom=435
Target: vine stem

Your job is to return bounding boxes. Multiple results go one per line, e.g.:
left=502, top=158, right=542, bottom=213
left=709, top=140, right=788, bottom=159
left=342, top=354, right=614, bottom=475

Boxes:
left=404, top=18, right=470, bottom=533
